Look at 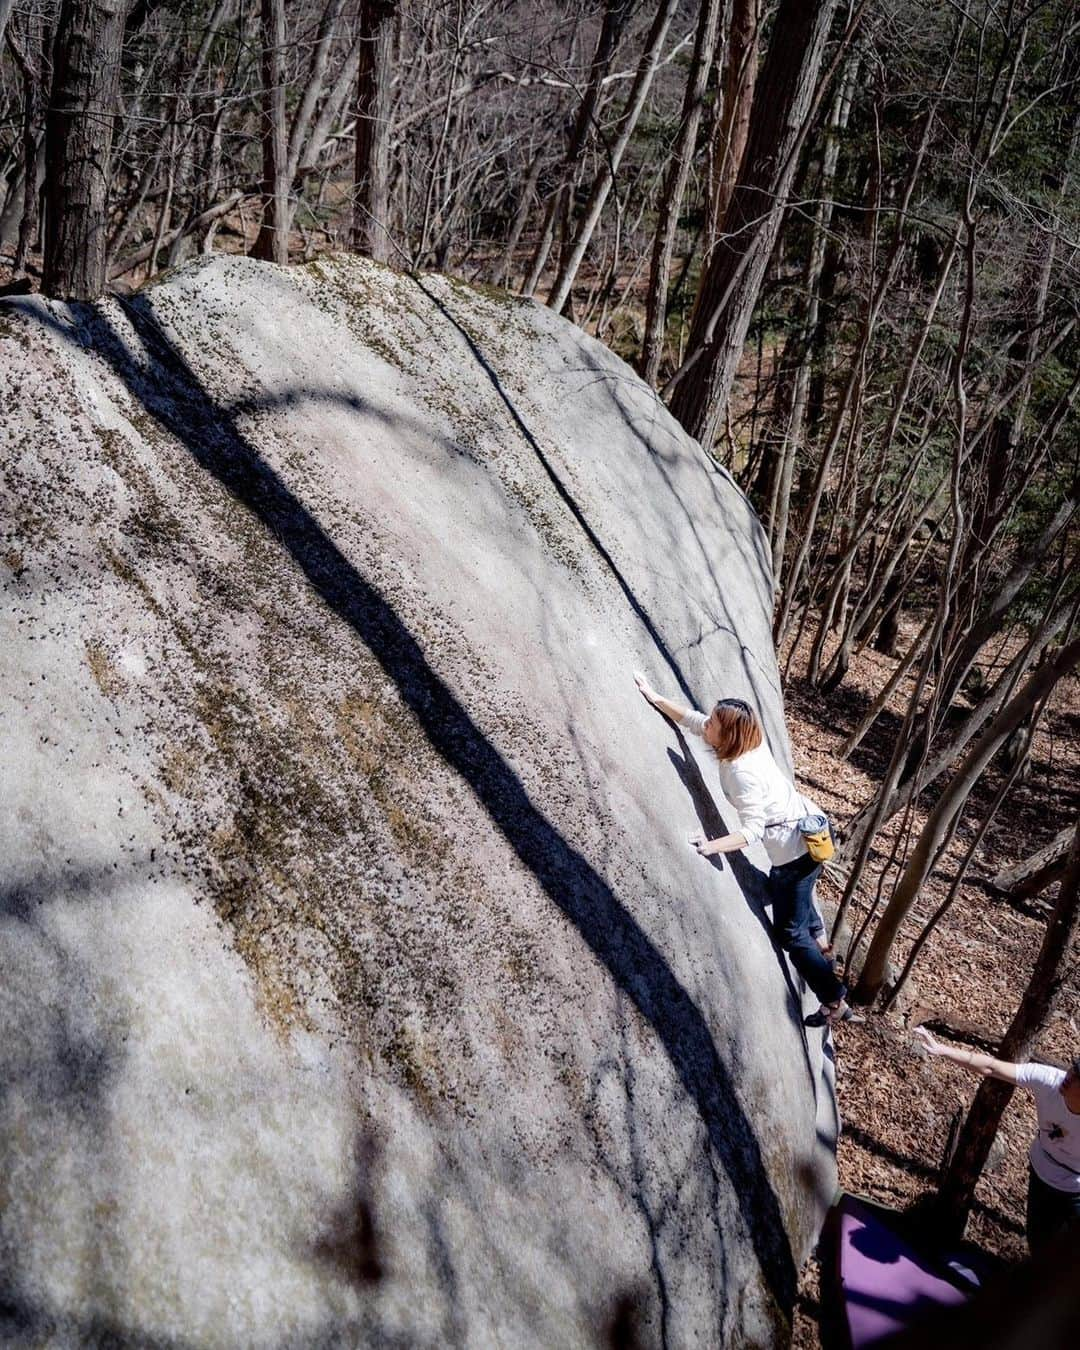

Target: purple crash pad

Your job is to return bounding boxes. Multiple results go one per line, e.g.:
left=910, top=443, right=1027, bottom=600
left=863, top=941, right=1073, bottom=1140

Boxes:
left=837, top=1195, right=971, bottom=1347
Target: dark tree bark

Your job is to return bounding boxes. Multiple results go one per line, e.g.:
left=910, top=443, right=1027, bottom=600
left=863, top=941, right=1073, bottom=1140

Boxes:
left=352, top=0, right=398, bottom=262
left=666, top=0, right=840, bottom=445
left=935, top=823, right=1080, bottom=1238
left=873, top=561, right=905, bottom=655
left=42, top=0, right=131, bottom=301
left=252, top=0, right=289, bottom=264
left=498, top=147, right=544, bottom=288
left=707, top=0, right=759, bottom=243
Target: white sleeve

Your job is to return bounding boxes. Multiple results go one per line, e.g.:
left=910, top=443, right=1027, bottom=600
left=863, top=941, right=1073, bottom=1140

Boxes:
left=681, top=710, right=708, bottom=738
left=1016, top=1063, right=1066, bottom=1092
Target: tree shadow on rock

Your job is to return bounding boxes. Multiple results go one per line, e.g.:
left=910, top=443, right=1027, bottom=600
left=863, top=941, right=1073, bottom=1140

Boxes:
left=312, top=1132, right=385, bottom=1289
left=20, top=291, right=800, bottom=1318
left=0, top=862, right=146, bottom=1348
left=601, top=1288, right=651, bottom=1350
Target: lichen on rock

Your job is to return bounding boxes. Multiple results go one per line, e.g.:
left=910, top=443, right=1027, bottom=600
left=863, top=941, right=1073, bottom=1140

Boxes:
left=0, top=255, right=835, bottom=1348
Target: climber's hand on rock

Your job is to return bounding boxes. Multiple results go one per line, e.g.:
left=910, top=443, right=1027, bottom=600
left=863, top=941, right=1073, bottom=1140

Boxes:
left=633, top=671, right=658, bottom=705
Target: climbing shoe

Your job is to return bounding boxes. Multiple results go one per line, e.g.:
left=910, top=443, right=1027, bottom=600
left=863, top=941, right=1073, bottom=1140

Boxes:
left=805, top=999, right=864, bottom=1028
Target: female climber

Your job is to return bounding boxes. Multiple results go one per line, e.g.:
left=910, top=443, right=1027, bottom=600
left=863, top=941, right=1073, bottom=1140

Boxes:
left=914, top=1028, right=1080, bottom=1254
left=633, top=672, right=857, bottom=1027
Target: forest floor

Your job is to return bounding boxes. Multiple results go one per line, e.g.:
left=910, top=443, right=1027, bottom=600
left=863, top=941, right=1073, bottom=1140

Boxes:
left=782, top=618, right=1079, bottom=1348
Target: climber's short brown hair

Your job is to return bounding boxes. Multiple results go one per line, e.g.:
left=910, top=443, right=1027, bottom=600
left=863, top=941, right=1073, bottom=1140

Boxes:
left=706, top=697, right=763, bottom=761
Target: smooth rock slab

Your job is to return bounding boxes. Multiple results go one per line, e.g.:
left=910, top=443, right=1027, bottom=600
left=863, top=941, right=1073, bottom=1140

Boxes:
left=0, top=255, right=837, bottom=1347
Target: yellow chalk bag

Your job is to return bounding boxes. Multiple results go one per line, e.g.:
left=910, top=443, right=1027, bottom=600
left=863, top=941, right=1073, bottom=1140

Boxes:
left=799, top=814, right=835, bottom=863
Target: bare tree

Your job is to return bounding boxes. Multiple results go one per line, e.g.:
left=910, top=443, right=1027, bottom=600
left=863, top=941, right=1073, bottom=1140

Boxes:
left=544, top=0, right=681, bottom=315
left=638, top=0, right=723, bottom=386
left=352, top=0, right=397, bottom=261
left=42, top=0, right=131, bottom=299
left=252, top=0, right=289, bottom=263
left=935, top=823, right=1080, bottom=1237
left=854, top=635, right=1080, bottom=1005
left=666, top=0, right=842, bottom=446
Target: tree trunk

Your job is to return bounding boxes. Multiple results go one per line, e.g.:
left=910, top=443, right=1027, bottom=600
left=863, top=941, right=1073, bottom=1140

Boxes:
left=839, top=611, right=935, bottom=760
left=934, top=492, right=1078, bottom=713
left=842, top=524, right=1078, bottom=857
left=844, top=604, right=1067, bottom=850
left=5, top=12, right=50, bottom=278
left=706, top=0, right=759, bottom=246
left=106, top=0, right=235, bottom=267
left=42, top=0, right=130, bottom=301
left=935, top=822, right=1080, bottom=1238
left=0, top=0, right=15, bottom=51
left=252, top=0, right=289, bottom=264
left=545, top=0, right=682, bottom=315
left=14, top=104, right=43, bottom=277
left=768, top=252, right=824, bottom=589
left=352, top=0, right=397, bottom=262
left=111, top=189, right=251, bottom=280
left=873, top=566, right=905, bottom=655
left=882, top=723, right=1040, bottom=1011
left=666, top=0, right=840, bottom=446
left=286, top=0, right=348, bottom=190
left=854, top=636, right=1080, bottom=1004
left=638, top=0, right=724, bottom=386
left=770, top=17, right=962, bottom=648
left=521, top=0, right=634, bottom=298
left=299, top=29, right=366, bottom=177
left=498, top=147, right=544, bottom=287
left=770, top=50, right=858, bottom=589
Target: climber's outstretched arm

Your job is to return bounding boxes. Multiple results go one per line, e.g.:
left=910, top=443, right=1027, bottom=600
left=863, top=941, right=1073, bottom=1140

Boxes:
left=914, top=1027, right=1020, bottom=1083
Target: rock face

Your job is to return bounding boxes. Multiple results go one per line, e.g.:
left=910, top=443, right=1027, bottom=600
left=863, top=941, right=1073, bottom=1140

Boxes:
left=0, top=256, right=836, bottom=1348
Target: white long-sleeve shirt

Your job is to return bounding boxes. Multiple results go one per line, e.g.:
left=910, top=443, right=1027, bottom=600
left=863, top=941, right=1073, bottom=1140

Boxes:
left=682, top=709, right=823, bottom=866
left=1016, top=1063, right=1080, bottom=1192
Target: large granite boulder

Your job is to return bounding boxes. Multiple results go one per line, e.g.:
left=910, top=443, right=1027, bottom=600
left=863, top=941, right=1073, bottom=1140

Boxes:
left=0, top=255, right=836, bottom=1347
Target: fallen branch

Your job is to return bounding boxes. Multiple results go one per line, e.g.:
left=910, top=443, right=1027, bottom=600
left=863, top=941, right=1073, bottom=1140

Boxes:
left=990, top=823, right=1075, bottom=898
left=109, top=190, right=254, bottom=280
